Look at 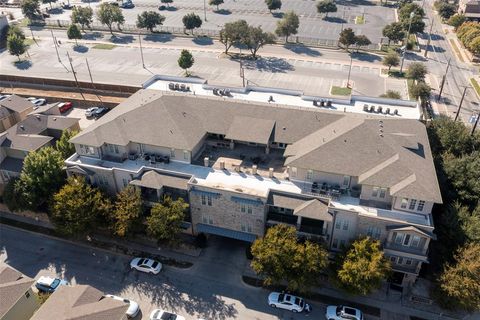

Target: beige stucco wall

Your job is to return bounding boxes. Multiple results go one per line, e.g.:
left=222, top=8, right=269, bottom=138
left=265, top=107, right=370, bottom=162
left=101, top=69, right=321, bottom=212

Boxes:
left=391, top=197, right=434, bottom=214
left=5, top=148, right=28, bottom=159
left=360, top=184, right=393, bottom=205
left=2, top=287, right=39, bottom=320
left=330, top=209, right=359, bottom=249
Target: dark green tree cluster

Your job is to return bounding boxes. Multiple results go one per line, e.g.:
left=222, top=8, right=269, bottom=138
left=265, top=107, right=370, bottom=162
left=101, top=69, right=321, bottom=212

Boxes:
left=434, top=0, right=457, bottom=20
left=382, top=1, right=425, bottom=48
left=219, top=20, right=275, bottom=58
left=96, top=3, right=125, bottom=35
left=146, top=196, right=188, bottom=244
left=6, top=26, right=26, bottom=61
left=447, top=14, right=466, bottom=30
left=209, top=0, right=224, bottom=11
left=71, top=6, right=93, bottom=31
left=21, top=0, right=41, bottom=21
left=265, top=0, right=281, bottom=12
left=456, top=22, right=480, bottom=54
left=338, top=28, right=371, bottom=51
left=316, top=0, right=337, bottom=18
left=275, top=10, right=299, bottom=42
left=136, top=11, right=165, bottom=32
left=405, top=62, right=431, bottom=103
left=182, top=13, right=202, bottom=34
left=427, top=116, right=480, bottom=311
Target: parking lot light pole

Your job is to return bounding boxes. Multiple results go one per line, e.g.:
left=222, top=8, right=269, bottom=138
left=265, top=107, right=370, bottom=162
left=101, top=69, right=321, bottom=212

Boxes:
left=400, top=12, right=415, bottom=73
left=454, top=86, right=469, bottom=122
left=346, top=54, right=353, bottom=88
left=138, top=33, right=145, bottom=68
left=204, top=0, right=207, bottom=21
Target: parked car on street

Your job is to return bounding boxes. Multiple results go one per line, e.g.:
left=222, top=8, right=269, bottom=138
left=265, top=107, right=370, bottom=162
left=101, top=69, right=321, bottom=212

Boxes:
left=27, top=97, right=47, bottom=106
left=130, top=257, right=162, bottom=274
left=58, top=102, right=73, bottom=113
left=35, top=276, right=68, bottom=293
left=150, top=309, right=185, bottom=320
left=121, top=1, right=134, bottom=8
left=85, top=106, right=108, bottom=118
left=0, top=94, right=11, bottom=101
left=102, top=294, right=140, bottom=318
left=326, top=305, right=364, bottom=320
left=268, top=292, right=308, bottom=313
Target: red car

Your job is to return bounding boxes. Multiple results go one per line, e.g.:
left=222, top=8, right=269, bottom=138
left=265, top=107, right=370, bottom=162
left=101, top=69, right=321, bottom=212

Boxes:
left=58, top=102, right=73, bottom=113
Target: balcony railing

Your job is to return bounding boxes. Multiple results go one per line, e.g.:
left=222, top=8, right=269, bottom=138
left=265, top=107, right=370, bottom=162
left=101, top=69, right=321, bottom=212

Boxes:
left=298, top=225, right=326, bottom=236
left=267, top=212, right=297, bottom=225
left=385, top=242, right=428, bottom=256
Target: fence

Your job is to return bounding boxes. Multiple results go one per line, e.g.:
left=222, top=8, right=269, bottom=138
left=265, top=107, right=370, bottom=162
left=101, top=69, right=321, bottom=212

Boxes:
left=40, top=19, right=381, bottom=50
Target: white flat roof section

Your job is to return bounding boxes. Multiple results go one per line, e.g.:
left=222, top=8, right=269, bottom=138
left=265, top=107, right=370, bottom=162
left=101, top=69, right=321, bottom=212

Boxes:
left=144, top=76, right=422, bottom=120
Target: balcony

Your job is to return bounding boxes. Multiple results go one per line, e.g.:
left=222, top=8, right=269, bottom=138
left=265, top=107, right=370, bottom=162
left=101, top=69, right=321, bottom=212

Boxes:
left=385, top=241, right=428, bottom=257
left=266, top=211, right=298, bottom=225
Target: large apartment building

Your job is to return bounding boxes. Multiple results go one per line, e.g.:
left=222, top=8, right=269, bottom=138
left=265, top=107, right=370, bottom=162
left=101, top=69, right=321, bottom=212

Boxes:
left=65, top=89, right=441, bottom=288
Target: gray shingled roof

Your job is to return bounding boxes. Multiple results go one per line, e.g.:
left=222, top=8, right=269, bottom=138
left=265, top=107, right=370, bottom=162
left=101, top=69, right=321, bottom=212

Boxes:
left=130, top=170, right=191, bottom=190
left=31, top=285, right=128, bottom=320
left=70, top=90, right=441, bottom=203
left=0, top=265, right=35, bottom=318
left=0, top=95, right=34, bottom=114
left=293, top=199, right=332, bottom=221
left=225, top=116, right=275, bottom=145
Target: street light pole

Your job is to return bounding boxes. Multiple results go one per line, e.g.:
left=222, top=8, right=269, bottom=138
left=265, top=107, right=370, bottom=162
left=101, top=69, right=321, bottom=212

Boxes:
left=204, top=0, right=207, bottom=21
left=50, top=29, right=61, bottom=62
left=437, top=58, right=451, bottom=101
left=454, top=86, right=469, bottom=121
left=346, top=54, right=353, bottom=88
left=400, top=12, right=415, bottom=73
left=138, top=33, right=145, bottom=68
left=472, top=112, right=479, bottom=135
left=424, top=18, right=434, bottom=58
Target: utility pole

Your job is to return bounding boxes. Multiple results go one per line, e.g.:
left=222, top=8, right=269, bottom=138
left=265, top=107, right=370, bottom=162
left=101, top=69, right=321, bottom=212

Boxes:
left=437, top=58, right=451, bottom=101
left=67, top=52, right=85, bottom=100
left=240, top=61, right=245, bottom=87
left=472, top=112, right=479, bottom=135
left=138, top=33, right=145, bottom=68
left=51, top=29, right=61, bottom=62
left=424, top=18, right=434, bottom=58
left=346, top=54, right=353, bottom=88
left=400, top=12, right=415, bottom=73
left=86, top=58, right=102, bottom=102
left=454, top=86, right=469, bottom=121
left=203, top=0, right=207, bottom=21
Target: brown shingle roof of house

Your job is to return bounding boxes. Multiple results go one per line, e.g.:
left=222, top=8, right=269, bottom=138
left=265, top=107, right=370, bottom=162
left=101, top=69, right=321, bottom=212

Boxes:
left=0, top=95, right=34, bottom=114
left=31, top=285, right=128, bottom=320
left=0, top=265, right=35, bottom=318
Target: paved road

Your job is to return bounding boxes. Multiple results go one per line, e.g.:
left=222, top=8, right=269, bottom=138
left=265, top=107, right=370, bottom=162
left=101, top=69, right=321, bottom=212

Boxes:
left=27, top=0, right=396, bottom=43
left=1, top=28, right=407, bottom=98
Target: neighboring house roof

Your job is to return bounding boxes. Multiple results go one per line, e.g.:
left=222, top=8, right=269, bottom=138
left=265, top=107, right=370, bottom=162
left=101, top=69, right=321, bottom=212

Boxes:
left=70, top=90, right=441, bottom=204
left=0, top=95, right=34, bottom=114
left=0, top=157, right=24, bottom=173
left=31, top=285, right=128, bottom=320
left=267, top=190, right=330, bottom=210
left=0, top=265, right=35, bottom=318
left=130, top=170, right=191, bottom=190
left=0, top=106, right=12, bottom=119
left=30, top=103, right=59, bottom=115
left=293, top=199, right=332, bottom=221
left=1, top=133, right=52, bottom=152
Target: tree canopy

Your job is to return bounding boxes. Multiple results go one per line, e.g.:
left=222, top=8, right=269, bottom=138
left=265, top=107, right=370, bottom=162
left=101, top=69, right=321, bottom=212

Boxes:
left=251, top=224, right=329, bottom=292
left=316, top=0, right=337, bottom=18
left=96, top=3, right=125, bottom=35
left=182, top=13, right=202, bottom=34
left=447, top=14, right=466, bottom=30
left=338, top=28, right=356, bottom=50
left=67, top=24, right=82, bottom=45
left=243, top=26, right=275, bottom=59
left=160, top=0, right=173, bottom=5
left=382, top=22, right=406, bottom=44
left=146, top=197, right=188, bottom=244
left=399, top=3, right=425, bottom=20
left=136, top=11, right=165, bottom=32
left=275, top=10, right=299, bottom=42
left=7, top=34, right=26, bottom=61
left=42, top=0, right=57, bottom=9
left=21, top=0, right=41, bottom=21
left=110, top=185, right=143, bottom=237
left=382, top=52, right=400, bottom=71
left=209, top=0, right=224, bottom=11
left=55, top=129, right=78, bottom=160
left=51, top=176, right=111, bottom=236
left=456, top=22, right=480, bottom=54
left=334, top=237, right=391, bottom=295
left=71, top=6, right=93, bottom=31
left=265, top=0, right=282, bottom=12
left=406, top=62, right=428, bottom=81
left=409, top=81, right=431, bottom=101
left=178, top=49, right=194, bottom=75
left=436, top=1, right=456, bottom=19
left=219, top=20, right=248, bottom=54
left=380, top=90, right=401, bottom=99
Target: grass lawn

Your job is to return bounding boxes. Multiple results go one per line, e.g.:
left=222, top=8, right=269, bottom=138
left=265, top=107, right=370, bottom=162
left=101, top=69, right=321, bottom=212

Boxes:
left=92, top=43, right=116, bottom=50
left=331, top=86, right=352, bottom=96
left=471, top=78, right=480, bottom=97
left=355, top=15, right=365, bottom=24
left=449, top=39, right=465, bottom=63
left=387, top=69, right=405, bottom=78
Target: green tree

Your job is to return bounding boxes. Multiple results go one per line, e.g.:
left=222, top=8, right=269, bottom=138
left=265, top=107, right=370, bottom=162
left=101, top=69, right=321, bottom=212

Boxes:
left=251, top=224, right=329, bottom=292
left=110, top=185, right=142, bottom=237
left=406, top=62, right=428, bottom=81
left=439, top=242, right=480, bottom=311
left=7, top=34, right=26, bottom=61
left=437, top=2, right=457, bottom=19
left=399, top=3, right=425, bottom=20
left=316, top=0, right=337, bottom=18
left=469, top=36, right=480, bottom=54
left=21, top=0, right=41, bottom=21
left=15, top=147, right=65, bottom=210
left=96, top=3, right=125, bottom=35
left=354, top=34, right=371, bottom=51
left=7, top=25, right=26, bottom=40
left=182, top=13, right=202, bottom=34
left=442, top=151, right=480, bottom=206
left=382, top=52, right=400, bottom=71
left=275, top=10, right=299, bottom=42
left=146, top=197, right=188, bottom=244
left=380, top=90, right=401, bottom=99
left=219, top=19, right=249, bottom=54
left=67, top=24, right=82, bottom=45
left=51, top=176, right=111, bottom=236
left=71, top=6, right=93, bottom=31
left=209, top=0, right=223, bottom=11
left=457, top=203, right=480, bottom=243
left=382, top=22, right=405, bottom=44
left=2, top=178, right=26, bottom=212
left=403, top=14, right=425, bottom=34
left=338, top=28, right=356, bottom=51
left=136, top=11, right=165, bottom=32
left=409, top=81, right=431, bottom=101
left=265, top=0, right=281, bottom=12
left=335, top=237, right=391, bottom=295
left=178, top=49, right=194, bottom=75
left=160, top=0, right=173, bottom=6
left=56, top=129, right=78, bottom=160
left=42, top=0, right=57, bottom=9
left=447, top=14, right=466, bottom=30
left=427, top=115, right=478, bottom=156
left=242, top=26, right=275, bottom=59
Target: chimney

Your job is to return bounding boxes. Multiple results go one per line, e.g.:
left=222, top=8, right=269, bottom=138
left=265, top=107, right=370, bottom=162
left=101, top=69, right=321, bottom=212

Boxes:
left=252, top=165, right=257, bottom=175
left=219, top=160, right=225, bottom=170
left=204, top=157, right=209, bottom=167
left=269, top=168, right=274, bottom=178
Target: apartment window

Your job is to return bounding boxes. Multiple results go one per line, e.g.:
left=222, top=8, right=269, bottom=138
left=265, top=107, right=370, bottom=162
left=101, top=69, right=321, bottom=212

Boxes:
left=403, top=234, right=411, bottom=246
left=411, top=235, right=421, bottom=247
left=342, top=220, right=349, bottom=231
left=405, top=259, right=413, bottom=266
left=397, top=257, right=404, bottom=265
left=122, top=178, right=128, bottom=187
left=372, top=187, right=379, bottom=197
left=183, top=150, right=188, bottom=160
left=335, top=219, right=342, bottom=229
left=207, top=195, right=212, bottom=206
left=240, top=203, right=246, bottom=213
left=202, top=214, right=214, bottom=225
left=394, top=233, right=404, bottom=244
left=379, top=188, right=386, bottom=198
left=409, top=199, right=417, bottom=210
left=291, top=167, right=297, bottom=178
left=108, top=144, right=114, bottom=153
left=201, top=194, right=206, bottom=205
left=332, top=239, right=338, bottom=249
left=247, top=205, right=253, bottom=214
left=390, top=256, right=397, bottom=264
left=401, top=198, right=408, bottom=209
left=339, top=240, right=346, bottom=247
left=306, top=170, right=313, bottom=181
left=417, top=200, right=425, bottom=212
left=170, top=148, right=175, bottom=158
left=25, top=291, right=30, bottom=299
left=114, top=145, right=119, bottom=154
left=88, top=147, right=95, bottom=155
left=367, top=226, right=381, bottom=239
left=342, top=176, right=350, bottom=186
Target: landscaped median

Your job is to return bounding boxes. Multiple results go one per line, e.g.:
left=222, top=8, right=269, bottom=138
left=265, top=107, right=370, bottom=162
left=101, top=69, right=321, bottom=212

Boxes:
left=470, top=78, right=480, bottom=98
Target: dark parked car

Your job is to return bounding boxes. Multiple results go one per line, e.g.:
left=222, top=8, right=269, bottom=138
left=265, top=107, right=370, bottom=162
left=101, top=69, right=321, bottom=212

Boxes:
left=121, top=1, right=134, bottom=8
